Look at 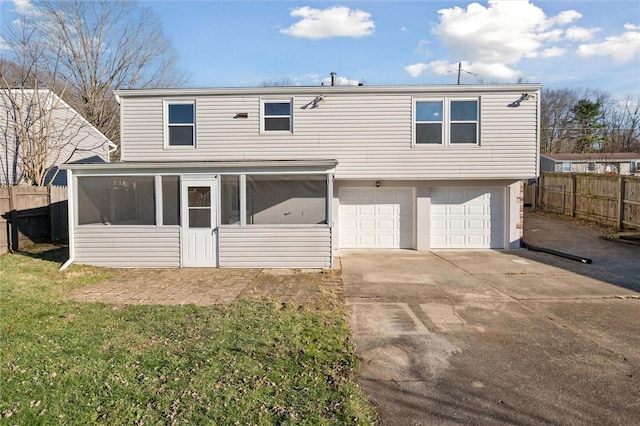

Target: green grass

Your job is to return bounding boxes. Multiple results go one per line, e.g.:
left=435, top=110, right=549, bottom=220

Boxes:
left=0, top=247, right=376, bottom=425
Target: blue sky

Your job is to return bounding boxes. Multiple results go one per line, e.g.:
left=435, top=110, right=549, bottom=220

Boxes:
left=2, top=1, right=639, bottom=97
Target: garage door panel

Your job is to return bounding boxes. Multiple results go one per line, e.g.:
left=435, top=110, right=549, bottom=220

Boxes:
left=431, top=187, right=504, bottom=249
left=340, top=188, right=413, bottom=249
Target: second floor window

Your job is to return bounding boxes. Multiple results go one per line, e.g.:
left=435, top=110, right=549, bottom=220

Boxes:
left=414, top=98, right=479, bottom=145
left=450, top=100, right=478, bottom=144
left=415, top=101, right=443, bottom=144
left=263, top=100, right=292, bottom=132
left=167, top=101, right=195, bottom=146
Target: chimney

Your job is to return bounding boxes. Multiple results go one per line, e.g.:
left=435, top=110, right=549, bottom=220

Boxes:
left=330, top=72, right=337, bottom=86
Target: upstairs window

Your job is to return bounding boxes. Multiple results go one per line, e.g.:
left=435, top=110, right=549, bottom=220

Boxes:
left=166, top=101, right=195, bottom=146
left=262, top=100, right=292, bottom=132
left=415, top=101, right=443, bottom=144
left=450, top=100, right=478, bottom=144
left=413, top=98, right=479, bottom=146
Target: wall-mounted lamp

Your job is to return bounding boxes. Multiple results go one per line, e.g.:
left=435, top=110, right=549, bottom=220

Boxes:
left=508, top=93, right=536, bottom=108
left=301, top=95, right=326, bottom=110
left=375, top=181, right=381, bottom=188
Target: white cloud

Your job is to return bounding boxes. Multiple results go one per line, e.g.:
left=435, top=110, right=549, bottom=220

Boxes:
left=405, top=60, right=520, bottom=81
left=0, top=36, right=9, bottom=51
left=415, top=39, right=430, bottom=55
left=404, top=62, right=430, bottom=78
left=280, top=6, right=374, bottom=39
left=577, top=28, right=640, bottom=62
left=405, top=0, right=601, bottom=81
left=541, top=47, right=566, bottom=58
left=565, top=26, right=599, bottom=42
left=12, top=0, right=41, bottom=17
left=551, top=10, right=582, bottom=26
left=624, top=23, right=640, bottom=31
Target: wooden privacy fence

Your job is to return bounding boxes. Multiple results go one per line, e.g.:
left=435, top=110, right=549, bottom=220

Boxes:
left=534, top=172, right=640, bottom=230
left=0, top=186, right=68, bottom=254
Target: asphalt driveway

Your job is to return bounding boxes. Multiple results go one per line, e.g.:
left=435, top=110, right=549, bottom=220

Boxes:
left=343, top=212, right=639, bottom=425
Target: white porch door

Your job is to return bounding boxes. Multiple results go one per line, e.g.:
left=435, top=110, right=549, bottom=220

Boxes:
left=181, top=176, right=218, bottom=267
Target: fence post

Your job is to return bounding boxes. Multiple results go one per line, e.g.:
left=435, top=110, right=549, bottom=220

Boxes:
left=570, top=174, right=576, bottom=217
left=617, top=176, right=625, bottom=230
left=8, top=186, right=18, bottom=252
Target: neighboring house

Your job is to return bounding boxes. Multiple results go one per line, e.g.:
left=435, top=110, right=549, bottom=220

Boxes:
left=0, top=89, right=115, bottom=186
left=540, top=152, right=640, bottom=175
left=62, top=83, right=541, bottom=268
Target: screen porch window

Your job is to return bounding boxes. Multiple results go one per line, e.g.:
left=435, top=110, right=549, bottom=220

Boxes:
left=221, top=175, right=240, bottom=225
left=263, top=100, right=292, bottom=132
left=246, top=175, right=327, bottom=225
left=167, top=102, right=195, bottom=146
left=77, top=176, right=155, bottom=225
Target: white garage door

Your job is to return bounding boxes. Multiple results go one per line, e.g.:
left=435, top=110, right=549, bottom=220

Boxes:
left=340, top=188, right=413, bottom=248
left=431, top=187, right=504, bottom=249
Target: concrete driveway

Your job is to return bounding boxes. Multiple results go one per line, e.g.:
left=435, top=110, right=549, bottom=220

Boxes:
left=343, top=213, right=639, bottom=425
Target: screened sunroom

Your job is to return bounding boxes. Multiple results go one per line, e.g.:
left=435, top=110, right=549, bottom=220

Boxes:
left=62, top=160, right=336, bottom=269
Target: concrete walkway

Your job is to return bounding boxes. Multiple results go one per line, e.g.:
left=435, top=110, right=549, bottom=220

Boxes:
left=343, top=212, right=640, bottom=425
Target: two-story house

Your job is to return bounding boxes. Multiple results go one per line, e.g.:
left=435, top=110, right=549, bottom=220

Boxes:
left=61, top=84, right=541, bottom=269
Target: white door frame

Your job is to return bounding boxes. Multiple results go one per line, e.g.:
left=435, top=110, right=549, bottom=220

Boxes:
left=181, top=175, right=218, bottom=267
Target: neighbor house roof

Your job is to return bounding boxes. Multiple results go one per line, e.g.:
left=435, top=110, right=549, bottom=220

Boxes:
left=541, top=153, right=640, bottom=162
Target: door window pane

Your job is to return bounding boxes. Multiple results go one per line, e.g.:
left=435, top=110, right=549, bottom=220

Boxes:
left=187, top=186, right=211, bottom=228
left=189, top=209, right=211, bottom=228
left=188, top=187, right=210, bottom=207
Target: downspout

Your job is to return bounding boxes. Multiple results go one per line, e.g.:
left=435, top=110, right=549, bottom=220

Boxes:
left=60, top=169, right=75, bottom=270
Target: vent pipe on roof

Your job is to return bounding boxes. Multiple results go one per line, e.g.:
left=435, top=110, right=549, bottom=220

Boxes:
left=330, top=72, right=337, bottom=86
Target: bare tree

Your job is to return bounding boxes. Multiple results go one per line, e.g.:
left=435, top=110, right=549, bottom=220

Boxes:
left=540, top=88, right=579, bottom=153
left=2, top=0, right=186, bottom=146
left=601, top=96, right=640, bottom=153
left=0, top=20, right=110, bottom=186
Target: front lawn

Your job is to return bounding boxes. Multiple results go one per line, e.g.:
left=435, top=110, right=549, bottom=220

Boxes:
left=0, top=247, right=376, bottom=425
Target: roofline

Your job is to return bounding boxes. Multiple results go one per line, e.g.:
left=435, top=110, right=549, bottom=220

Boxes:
left=541, top=153, right=640, bottom=161
left=61, top=159, right=338, bottom=171
left=114, top=83, right=543, bottom=98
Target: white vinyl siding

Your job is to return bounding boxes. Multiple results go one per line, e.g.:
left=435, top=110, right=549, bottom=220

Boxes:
left=430, top=187, right=504, bottom=249
left=119, top=86, right=539, bottom=180
left=218, top=226, right=331, bottom=268
left=74, top=226, right=180, bottom=267
left=339, top=188, right=413, bottom=249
